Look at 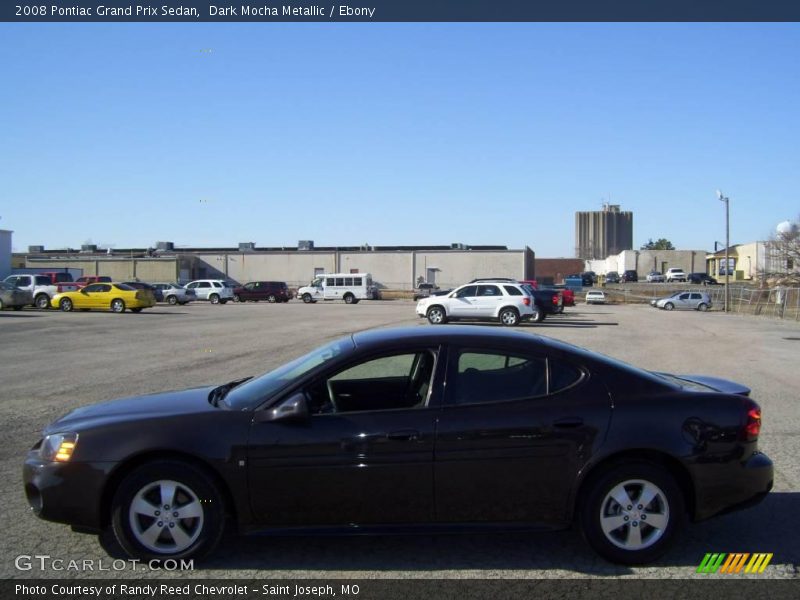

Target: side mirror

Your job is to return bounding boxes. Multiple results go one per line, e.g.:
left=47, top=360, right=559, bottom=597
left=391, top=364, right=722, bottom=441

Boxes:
left=256, top=392, right=310, bottom=423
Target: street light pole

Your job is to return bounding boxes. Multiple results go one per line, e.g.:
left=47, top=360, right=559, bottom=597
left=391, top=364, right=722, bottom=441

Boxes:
left=716, top=190, right=730, bottom=312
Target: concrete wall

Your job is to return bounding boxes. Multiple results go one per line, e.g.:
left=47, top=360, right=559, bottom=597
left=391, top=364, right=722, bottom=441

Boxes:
left=25, top=258, right=179, bottom=282
left=0, top=230, right=11, bottom=279
left=592, top=249, right=708, bottom=277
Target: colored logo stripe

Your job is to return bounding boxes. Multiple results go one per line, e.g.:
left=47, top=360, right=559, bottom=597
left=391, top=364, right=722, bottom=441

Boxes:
left=697, top=553, right=773, bottom=574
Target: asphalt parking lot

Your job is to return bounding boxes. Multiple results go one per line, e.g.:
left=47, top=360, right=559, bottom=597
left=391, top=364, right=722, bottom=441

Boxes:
left=1, top=300, right=798, bottom=580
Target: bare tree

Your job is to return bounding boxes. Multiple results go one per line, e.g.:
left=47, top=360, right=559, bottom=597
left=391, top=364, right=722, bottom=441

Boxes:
left=760, top=218, right=800, bottom=285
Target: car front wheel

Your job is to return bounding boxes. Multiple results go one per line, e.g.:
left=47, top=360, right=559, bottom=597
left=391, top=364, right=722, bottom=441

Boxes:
left=111, top=460, right=225, bottom=561
left=663, top=302, right=674, bottom=311
left=426, top=306, right=447, bottom=325
left=580, top=462, right=683, bottom=565
left=167, top=295, right=178, bottom=305
left=60, top=298, right=73, bottom=312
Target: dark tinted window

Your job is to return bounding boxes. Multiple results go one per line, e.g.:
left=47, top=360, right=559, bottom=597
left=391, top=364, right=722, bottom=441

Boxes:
left=549, top=359, right=583, bottom=393
left=335, top=278, right=344, bottom=286
left=478, top=285, right=501, bottom=296
left=455, top=285, right=478, bottom=298
left=503, top=285, right=523, bottom=296
left=453, top=351, right=547, bottom=405
left=353, top=277, right=362, bottom=286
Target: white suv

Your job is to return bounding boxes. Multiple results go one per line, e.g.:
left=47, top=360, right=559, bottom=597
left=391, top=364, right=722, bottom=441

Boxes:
left=416, top=282, right=535, bottom=326
left=184, top=280, right=234, bottom=304
left=664, top=268, right=687, bottom=282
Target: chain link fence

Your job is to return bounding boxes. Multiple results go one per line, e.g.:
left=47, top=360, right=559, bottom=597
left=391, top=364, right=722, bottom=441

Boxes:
left=704, top=286, right=800, bottom=321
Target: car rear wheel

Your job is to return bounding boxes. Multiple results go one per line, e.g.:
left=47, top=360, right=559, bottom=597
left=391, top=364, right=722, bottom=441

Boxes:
left=233, top=294, right=241, bottom=303
left=60, top=298, right=73, bottom=312
left=499, top=307, right=520, bottom=326
left=581, top=462, right=683, bottom=564
left=663, top=302, right=674, bottom=311
left=267, top=295, right=276, bottom=303
left=209, top=294, right=220, bottom=304
left=111, top=299, right=126, bottom=313
left=343, top=293, right=355, bottom=304
left=426, top=306, right=447, bottom=325
left=111, top=460, right=225, bottom=562
left=35, top=294, right=51, bottom=310
left=697, top=303, right=708, bottom=312
left=167, top=295, right=178, bottom=305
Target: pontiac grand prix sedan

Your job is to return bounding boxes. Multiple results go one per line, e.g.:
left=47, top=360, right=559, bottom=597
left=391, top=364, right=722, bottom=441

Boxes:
left=23, top=327, right=773, bottom=565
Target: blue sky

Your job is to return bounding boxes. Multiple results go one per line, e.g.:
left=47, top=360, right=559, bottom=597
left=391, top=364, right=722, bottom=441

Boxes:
left=1, top=23, right=798, bottom=256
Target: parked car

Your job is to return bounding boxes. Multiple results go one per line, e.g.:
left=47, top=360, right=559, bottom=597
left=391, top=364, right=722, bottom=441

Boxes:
left=151, top=283, right=196, bottom=305
left=417, top=282, right=539, bottom=326
left=585, top=290, right=607, bottom=304
left=51, top=283, right=156, bottom=313
left=122, top=282, right=162, bottom=303
left=3, top=274, right=80, bottom=309
left=184, top=280, right=234, bottom=304
left=646, top=271, right=665, bottom=283
left=412, top=283, right=440, bottom=301
left=469, top=277, right=518, bottom=283
left=620, top=270, right=639, bottom=283
left=688, top=273, right=719, bottom=285
left=0, top=281, right=33, bottom=310
left=233, top=281, right=291, bottom=303
left=75, top=275, right=113, bottom=287
left=664, top=268, right=687, bottom=283
left=651, top=291, right=712, bottom=311
left=605, top=272, right=620, bottom=284
left=23, top=326, right=773, bottom=565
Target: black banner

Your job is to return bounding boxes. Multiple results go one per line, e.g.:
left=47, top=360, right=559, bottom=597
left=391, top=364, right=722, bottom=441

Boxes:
left=2, top=0, right=800, bottom=23
left=4, top=579, right=800, bottom=600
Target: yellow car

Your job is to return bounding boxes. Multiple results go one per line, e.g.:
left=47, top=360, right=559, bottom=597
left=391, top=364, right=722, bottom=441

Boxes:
left=52, top=282, right=156, bottom=313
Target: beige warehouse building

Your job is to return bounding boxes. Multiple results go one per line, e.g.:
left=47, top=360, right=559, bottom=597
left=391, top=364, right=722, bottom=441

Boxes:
left=17, top=242, right=536, bottom=291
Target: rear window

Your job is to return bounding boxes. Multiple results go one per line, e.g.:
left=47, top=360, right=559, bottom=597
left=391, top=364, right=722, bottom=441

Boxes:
left=503, top=285, right=523, bottom=296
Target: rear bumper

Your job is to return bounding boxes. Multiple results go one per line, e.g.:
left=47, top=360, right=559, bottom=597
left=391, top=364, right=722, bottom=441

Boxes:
left=693, top=451, right=774, bottom=521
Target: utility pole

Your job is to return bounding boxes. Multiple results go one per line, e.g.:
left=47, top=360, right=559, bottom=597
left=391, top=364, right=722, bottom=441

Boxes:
left=716, top=191, right=730, bottom=312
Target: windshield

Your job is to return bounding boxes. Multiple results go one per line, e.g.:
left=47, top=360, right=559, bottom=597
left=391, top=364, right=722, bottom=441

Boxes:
left=225, top=337, right=355, bottom=410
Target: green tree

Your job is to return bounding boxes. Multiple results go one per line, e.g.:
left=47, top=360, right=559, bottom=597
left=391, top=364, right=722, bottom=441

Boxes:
left=640, top=238, right=676, bottom=250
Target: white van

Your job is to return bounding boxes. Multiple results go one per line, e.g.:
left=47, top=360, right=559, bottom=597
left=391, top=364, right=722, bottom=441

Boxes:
left=297, top=273, right=378, bottom=304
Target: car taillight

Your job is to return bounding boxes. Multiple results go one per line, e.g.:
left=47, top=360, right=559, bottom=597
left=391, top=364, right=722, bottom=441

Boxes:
left=742, top=400, right=761, bottom=442
left=552, top=294, right=559, bottom=305
left=522, top=297, right=530, bottom=306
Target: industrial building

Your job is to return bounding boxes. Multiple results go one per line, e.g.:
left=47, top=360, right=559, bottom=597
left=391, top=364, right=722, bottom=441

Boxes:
left=16, top=242, right=536, bottom=291
left=575, top=204, right=634, bottom=260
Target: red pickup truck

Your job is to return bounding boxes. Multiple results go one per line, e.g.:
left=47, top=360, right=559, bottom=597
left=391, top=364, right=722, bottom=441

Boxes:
left=75, top=275, right=113, bottom=288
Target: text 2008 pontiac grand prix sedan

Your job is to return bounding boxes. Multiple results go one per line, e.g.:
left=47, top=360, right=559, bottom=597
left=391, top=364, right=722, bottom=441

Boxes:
left=24, top=326, right=773, bottom=565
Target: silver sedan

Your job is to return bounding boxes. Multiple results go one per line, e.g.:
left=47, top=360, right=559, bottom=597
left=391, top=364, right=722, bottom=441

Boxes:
left=0, top=282, right=34, bottom=310
left=651, top=291, right=712, bottom=311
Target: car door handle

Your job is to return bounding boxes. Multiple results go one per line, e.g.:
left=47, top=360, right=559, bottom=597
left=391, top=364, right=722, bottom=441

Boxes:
left=553, top=417, right=584, bottom=428
left=387, top=429, right=420, bottom=441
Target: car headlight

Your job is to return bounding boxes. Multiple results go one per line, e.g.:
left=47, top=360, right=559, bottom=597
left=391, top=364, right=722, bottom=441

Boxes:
left=39, top=432, right=79, bottom=462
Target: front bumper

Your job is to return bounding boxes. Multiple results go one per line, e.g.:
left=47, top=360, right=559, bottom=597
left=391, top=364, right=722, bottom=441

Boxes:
left=23, top=454, right=115, bottom=533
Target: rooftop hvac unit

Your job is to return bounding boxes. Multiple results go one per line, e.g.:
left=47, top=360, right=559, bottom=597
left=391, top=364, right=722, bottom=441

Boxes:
left=239, top=242, right=256, bottom=251
left=28, top=245, right=45, bottom=253
left=298, top=240, right=314, bottom=251
left=80, top=244, right=98, bottom=253
left=450, top=243, right=466, bottom=250
left=156, top=241, right=175, bottom=251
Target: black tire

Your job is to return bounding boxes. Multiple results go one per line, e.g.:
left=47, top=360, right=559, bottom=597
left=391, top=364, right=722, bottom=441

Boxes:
left=343, top=293, right=355, bottom=304
left=111, top=299, right=126, bottom=313
left=426, top=305, right=447, bottom=325
left=531, top=306, right=545, bottom=323
left=267, top=295, right=276, bottom=303
left=664, top=302, right=674, bottom=311
left=580, top=462, right=684, bottom=565
left=131, top=308, right=143, bottom=313
left=499, top=307, right=520, bottom=326
left=302, top=294, right=313, bottom=304
left=60, top=298, right=74, bottom=312
left=35, top=294, right=51, bottom=310
left=209, top=294, right=220, bottom=305
left=110, top=460, right=225, bottom=562
left=167, top=295, right=178, bottom=305
left=697, top=303, right=708, bottom=312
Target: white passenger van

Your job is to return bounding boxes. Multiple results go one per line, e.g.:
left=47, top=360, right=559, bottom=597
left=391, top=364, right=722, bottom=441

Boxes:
left=297, top=273, right=378, bottom=304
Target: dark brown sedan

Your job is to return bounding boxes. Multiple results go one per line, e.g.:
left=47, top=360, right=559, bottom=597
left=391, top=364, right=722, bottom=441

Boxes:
left=23, top=327, right=772, bottom=565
